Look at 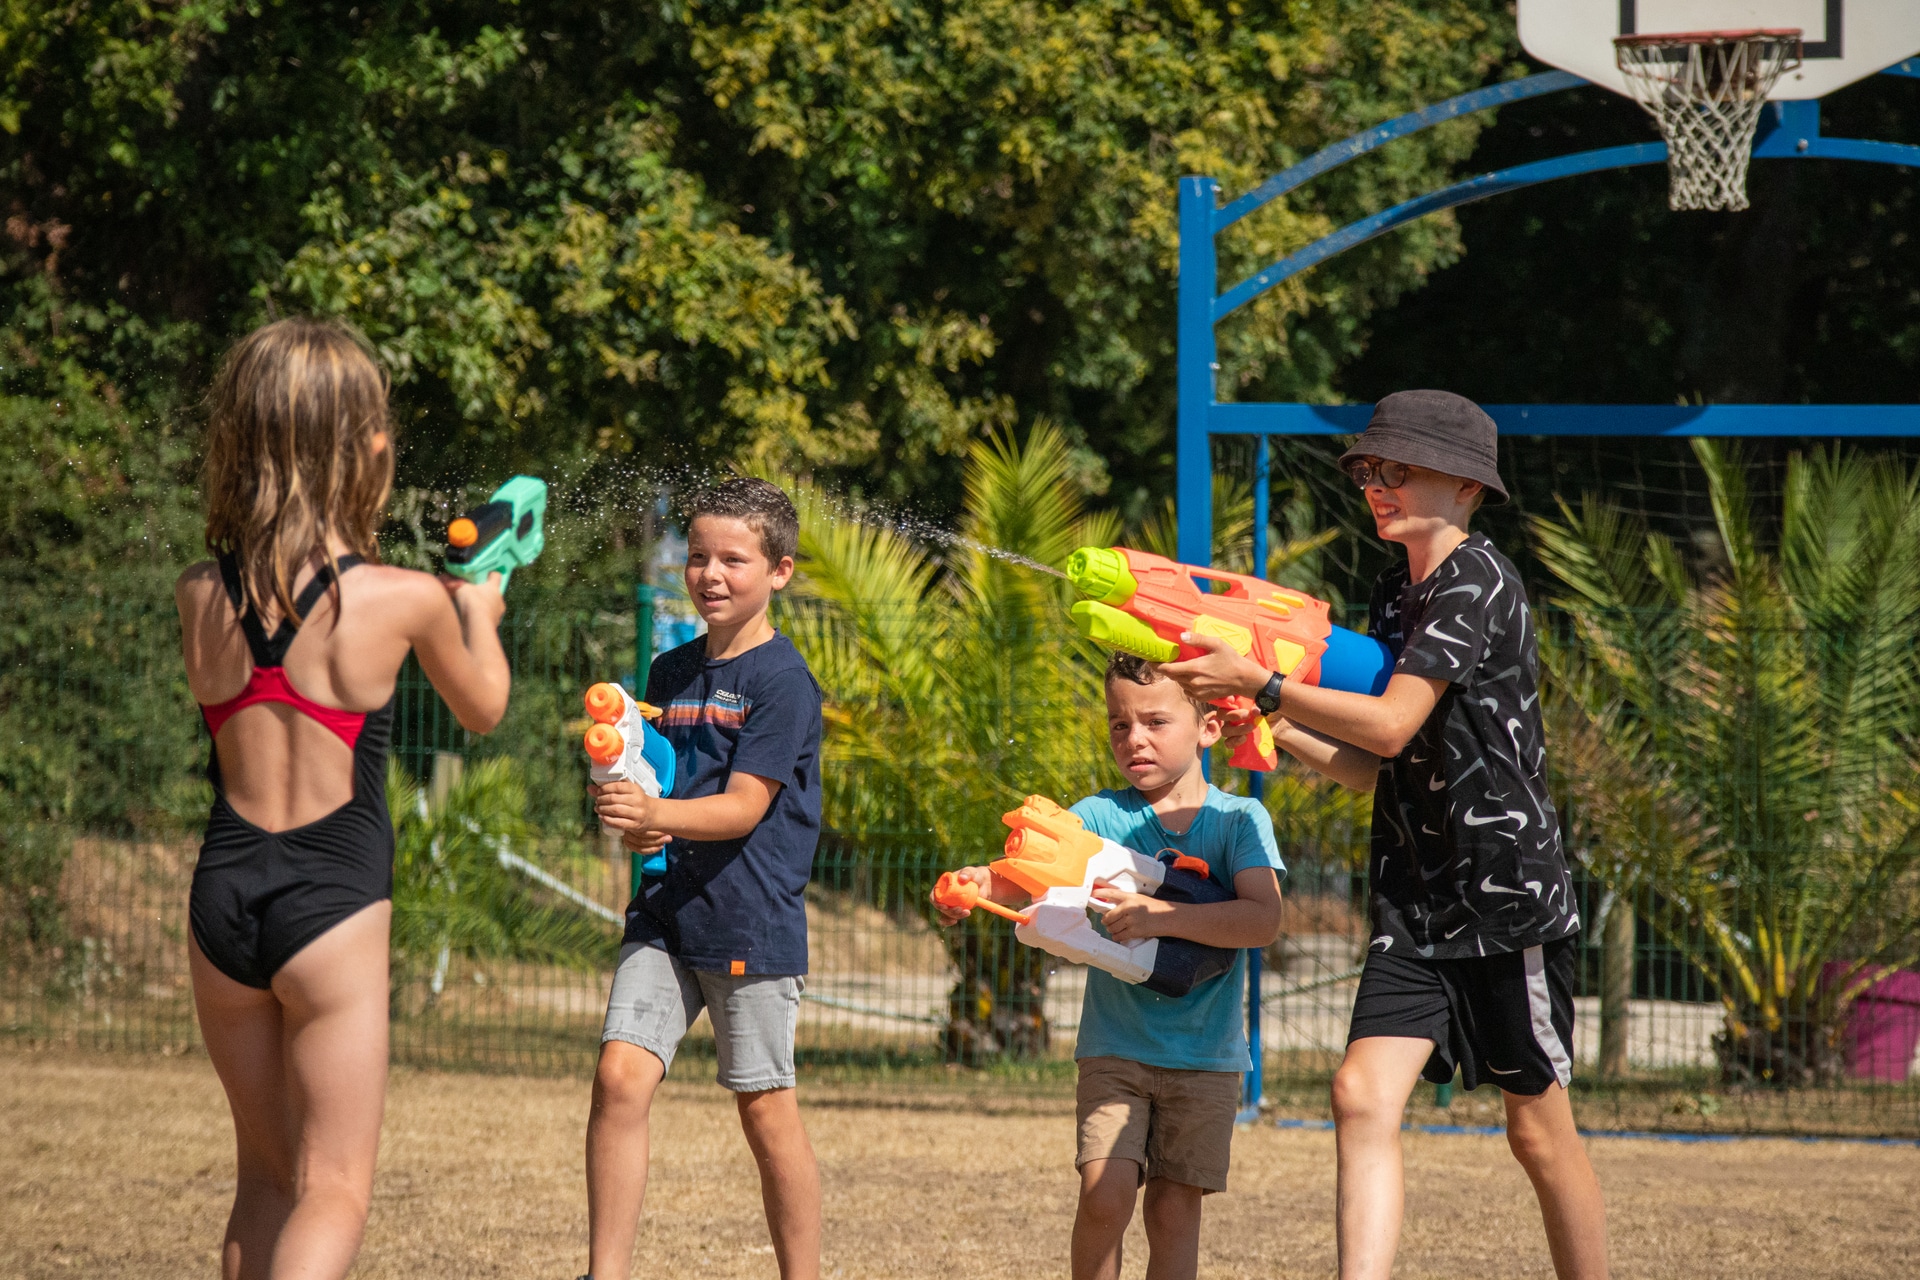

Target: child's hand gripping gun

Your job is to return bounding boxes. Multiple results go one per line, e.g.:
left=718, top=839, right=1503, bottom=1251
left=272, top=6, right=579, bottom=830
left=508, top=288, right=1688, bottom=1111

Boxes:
left=445, top=475, right=548, bottom=591
left=932, top=795, right=1237, bottom=998
left=583, top=682, right=678, bottom=876
left=1064, top=545, right=1394, bottom=771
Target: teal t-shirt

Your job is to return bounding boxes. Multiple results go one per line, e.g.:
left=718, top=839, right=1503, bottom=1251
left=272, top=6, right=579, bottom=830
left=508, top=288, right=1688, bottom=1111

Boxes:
left=1069, top=785, right=1286, bottom=1073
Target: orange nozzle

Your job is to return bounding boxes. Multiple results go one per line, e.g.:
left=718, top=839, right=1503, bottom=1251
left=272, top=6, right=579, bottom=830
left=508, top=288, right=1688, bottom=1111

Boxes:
left=932, top=872, right=1030, bottom=924
left=992, top=795, right=1107, bottom=897
left=448, top=517, right=479, bottom=548
left=584, top=682, right=626, bottom=724
left=584, top=723, right=625, bottom=766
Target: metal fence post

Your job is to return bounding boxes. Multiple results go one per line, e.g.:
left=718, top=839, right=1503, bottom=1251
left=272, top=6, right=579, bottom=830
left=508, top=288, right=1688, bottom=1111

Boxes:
left=1241, top=436, right=1270, bottom=1120
left=1176, top=176, right=1218, bottom=569
left=630, top=583, right=658, bottom=899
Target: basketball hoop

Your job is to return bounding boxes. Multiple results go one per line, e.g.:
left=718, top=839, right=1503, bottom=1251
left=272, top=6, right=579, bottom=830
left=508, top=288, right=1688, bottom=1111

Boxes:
left=1614, top=29, right=1802, bottom=212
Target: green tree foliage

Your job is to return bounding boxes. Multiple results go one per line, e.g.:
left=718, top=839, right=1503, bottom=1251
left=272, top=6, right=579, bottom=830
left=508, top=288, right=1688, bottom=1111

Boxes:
left=1531, top=441, right=1920, bottom=1085
left=690, top=0, right=1512, bottom=507
left=2, top=0, right=1512, bottom=522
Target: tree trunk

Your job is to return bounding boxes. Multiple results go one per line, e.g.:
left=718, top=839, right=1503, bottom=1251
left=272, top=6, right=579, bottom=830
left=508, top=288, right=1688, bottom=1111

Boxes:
left=1599, top=888, right=1634, bottom=1079
left=940, top=919, right=1052, bottom=1063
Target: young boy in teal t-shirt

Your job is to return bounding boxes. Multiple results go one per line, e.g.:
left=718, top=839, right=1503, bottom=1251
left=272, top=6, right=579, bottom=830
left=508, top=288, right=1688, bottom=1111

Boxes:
left=934, top=653, right=1284, bottom=1280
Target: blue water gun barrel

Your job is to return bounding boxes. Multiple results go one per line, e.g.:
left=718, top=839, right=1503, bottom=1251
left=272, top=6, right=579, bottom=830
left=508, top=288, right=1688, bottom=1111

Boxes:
left=1320, top=625, right=1395, bottom=696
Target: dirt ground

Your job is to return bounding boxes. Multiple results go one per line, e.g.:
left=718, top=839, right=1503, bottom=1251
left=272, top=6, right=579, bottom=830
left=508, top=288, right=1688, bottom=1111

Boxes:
left=4, top=1054, right=1917, bottom=1279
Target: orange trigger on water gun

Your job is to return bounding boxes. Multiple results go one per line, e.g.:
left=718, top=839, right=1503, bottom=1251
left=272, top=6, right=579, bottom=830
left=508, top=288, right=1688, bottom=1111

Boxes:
left=933, top=872, right=1031, bottom=925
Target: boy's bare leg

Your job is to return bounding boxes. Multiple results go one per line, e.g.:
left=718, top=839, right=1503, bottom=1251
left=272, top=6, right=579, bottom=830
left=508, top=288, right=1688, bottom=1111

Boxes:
left=1071, top=1158, right=1139, bottom=1280
left=736, top=1087, right=822, bottom=1280
left=586, top=1040, right=666, bottom=1280
left=1140, top=1177, right=1204, bottom=1280
left=1503, top=1086, right=1610, bottom=1279
left=1331, top=1036, right=1436, bottom=1280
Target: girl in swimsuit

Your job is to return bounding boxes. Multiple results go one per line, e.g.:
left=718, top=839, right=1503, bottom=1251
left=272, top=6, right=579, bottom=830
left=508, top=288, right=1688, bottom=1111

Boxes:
left=175, top=318, right=512, bottom=1280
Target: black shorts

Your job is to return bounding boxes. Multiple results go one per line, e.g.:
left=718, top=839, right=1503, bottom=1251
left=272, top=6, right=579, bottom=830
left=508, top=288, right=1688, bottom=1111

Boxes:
left=1346, top=937, right=1576, bottom=1095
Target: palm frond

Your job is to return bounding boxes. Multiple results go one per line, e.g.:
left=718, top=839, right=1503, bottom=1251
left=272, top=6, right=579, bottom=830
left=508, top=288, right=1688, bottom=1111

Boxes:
left=1532, top=443, right=1920, bottom=1065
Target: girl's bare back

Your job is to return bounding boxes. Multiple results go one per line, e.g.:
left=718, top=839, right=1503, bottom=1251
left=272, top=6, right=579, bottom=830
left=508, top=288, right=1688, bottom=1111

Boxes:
left=177, top=553, right=506, bottom=832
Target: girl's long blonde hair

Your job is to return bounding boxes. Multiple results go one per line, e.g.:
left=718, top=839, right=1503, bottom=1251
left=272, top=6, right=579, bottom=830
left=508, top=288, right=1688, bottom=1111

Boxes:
left=203, top=318, right=394, bottom=625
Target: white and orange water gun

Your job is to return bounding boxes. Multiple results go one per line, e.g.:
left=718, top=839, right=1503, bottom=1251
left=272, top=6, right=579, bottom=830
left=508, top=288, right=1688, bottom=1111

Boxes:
left=582, top=682, right=679, bottom=876
left=933, top=796, right=1238, bottom=998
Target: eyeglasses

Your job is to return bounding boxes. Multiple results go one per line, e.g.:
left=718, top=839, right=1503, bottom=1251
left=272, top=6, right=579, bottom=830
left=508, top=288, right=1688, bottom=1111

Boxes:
left=1343, top=458, right=1413, bottom=489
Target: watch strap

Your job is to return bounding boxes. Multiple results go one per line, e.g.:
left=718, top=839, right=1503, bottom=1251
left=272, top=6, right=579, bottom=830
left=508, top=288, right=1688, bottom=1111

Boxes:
left=1254, top=671, right=1285, bottom=715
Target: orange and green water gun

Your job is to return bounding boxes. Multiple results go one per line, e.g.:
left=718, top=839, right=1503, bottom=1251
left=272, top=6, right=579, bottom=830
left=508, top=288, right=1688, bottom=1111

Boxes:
left=1064, top=545, right=1394, bottom=771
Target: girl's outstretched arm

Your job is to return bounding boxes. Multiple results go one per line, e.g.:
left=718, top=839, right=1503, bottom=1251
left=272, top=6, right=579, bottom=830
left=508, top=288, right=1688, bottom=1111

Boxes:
left=410, top=572, right=512, bottom=731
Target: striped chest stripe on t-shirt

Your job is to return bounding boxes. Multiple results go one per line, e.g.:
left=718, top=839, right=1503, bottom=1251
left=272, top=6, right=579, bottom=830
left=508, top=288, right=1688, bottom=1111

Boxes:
left=658, top=695, right=751, bottom=730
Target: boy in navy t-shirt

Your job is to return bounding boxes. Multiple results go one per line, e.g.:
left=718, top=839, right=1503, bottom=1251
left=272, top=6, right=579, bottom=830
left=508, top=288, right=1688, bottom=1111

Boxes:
left=582, top=478, right=823, bottom=1280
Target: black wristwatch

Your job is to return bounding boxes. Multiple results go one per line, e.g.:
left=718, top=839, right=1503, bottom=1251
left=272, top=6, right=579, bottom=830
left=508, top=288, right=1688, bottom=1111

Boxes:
left=1254, top=671, right=1285, bottom=715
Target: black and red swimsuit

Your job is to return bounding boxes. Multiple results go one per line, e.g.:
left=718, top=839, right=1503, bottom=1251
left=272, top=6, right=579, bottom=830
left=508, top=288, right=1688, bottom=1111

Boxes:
left=189, top=553, right=395, bottom=989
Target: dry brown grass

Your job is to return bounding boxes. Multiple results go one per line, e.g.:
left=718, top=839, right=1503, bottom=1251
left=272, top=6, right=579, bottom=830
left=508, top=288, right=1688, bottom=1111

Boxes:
left=5, top=1052, right=1917, bottom=1278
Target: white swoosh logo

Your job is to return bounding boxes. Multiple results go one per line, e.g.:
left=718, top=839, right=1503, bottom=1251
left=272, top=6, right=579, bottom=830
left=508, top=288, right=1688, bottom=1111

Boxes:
left=1488, top=1065, right=1522, bottom=1075
left=1427, top=776, right=1446, bottom=791
left=1461, top=811, right=1513, bottom=827
left=1480, top=876, right=1529, bottom=896
left=1371, top=936, right=1394, bottom=952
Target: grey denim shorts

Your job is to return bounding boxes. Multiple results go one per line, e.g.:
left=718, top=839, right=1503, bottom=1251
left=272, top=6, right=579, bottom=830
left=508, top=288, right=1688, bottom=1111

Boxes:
left=601, top=942, right=802, bottom=1092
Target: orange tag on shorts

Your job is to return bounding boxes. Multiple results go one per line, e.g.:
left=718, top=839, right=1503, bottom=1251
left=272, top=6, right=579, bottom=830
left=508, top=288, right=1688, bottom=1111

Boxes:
left=730, top=960, right=746, bottom=976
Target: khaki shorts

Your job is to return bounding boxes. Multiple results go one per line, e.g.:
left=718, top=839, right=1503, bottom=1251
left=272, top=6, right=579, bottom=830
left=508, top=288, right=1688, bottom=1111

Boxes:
left=1075, top=1056, right=1241, bottom=1193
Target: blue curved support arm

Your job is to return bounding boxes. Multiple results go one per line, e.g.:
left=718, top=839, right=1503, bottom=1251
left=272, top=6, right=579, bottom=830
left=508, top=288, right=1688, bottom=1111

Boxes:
left=1215, top=143, right=1666, bottom=321
left=1213, top=71, right=1586, bottom=232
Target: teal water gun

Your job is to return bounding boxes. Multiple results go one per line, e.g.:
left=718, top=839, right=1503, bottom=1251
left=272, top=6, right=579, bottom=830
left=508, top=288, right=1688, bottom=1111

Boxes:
left=445, top=476, right=547, bottom=591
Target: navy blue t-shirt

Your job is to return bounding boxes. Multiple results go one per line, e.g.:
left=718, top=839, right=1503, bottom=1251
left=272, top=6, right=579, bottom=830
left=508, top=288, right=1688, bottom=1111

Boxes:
left=624, top=633, right=823, bottom=974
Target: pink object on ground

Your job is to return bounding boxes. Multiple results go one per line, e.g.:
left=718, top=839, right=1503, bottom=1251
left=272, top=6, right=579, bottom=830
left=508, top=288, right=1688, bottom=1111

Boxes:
left=1822, top=963, right=1920, bottom=1083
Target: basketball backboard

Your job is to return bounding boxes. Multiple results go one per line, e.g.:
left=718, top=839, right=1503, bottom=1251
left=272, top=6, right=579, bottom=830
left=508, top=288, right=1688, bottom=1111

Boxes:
left=1520, top=2, right=1920, bottom=99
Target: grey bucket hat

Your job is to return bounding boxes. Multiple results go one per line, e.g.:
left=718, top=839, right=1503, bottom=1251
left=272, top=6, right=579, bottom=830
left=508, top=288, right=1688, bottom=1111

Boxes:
left=1337, top=390, right=1509, bottom=504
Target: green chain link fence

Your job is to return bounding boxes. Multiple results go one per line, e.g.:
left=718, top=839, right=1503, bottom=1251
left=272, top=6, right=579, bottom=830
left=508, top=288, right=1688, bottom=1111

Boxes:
left=4, top=583, right=1918, bottom=1135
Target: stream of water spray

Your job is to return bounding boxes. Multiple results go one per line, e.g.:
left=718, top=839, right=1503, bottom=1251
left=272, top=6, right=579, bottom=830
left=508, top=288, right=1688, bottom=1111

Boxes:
left=867, top=514, right=1068, bottom=579
left=468, top=461, right=1069, bottom=581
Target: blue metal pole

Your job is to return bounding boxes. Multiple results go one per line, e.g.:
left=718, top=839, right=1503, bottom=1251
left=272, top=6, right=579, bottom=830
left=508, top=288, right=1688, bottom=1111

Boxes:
left=1240, top=436, right=1270, bottom=1121
left=1177, top=176, right=1218, bottom=569
left=630, top=583, right=657, bottom=900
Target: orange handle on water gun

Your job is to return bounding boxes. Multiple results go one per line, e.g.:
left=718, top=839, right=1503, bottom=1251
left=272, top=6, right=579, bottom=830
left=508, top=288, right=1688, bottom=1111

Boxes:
left=1223, top=703, right=1279, bottom=772
left=932, top=872, right=1031, bottom=925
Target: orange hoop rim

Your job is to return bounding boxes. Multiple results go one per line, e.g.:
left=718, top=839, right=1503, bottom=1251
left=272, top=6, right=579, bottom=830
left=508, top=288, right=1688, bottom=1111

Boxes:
left=1614, top=27, right=1802, bottom=49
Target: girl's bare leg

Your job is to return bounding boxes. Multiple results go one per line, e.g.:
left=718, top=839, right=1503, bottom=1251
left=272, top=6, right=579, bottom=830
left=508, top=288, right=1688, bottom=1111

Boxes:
left=192, top=936, right=293, bottom=1280
left=193, top=903, right=391, bottom=1280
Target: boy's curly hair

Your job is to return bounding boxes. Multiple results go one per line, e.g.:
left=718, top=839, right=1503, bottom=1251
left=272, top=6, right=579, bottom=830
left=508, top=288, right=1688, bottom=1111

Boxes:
left=685, top=477, right=800, bottom=566
left=1103, top=651, right=1210, bottom=717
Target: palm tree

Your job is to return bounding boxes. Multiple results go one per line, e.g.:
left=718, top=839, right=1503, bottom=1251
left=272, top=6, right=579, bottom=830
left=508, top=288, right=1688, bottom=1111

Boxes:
left=388, top=758, right=615, bottom=1005
left=1530, top=441, right=1920, bottom=1084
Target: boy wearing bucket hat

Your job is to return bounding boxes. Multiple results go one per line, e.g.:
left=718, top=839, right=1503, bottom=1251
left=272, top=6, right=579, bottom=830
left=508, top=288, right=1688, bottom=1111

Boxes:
left=1162, top=390, right=1610, bottom=1280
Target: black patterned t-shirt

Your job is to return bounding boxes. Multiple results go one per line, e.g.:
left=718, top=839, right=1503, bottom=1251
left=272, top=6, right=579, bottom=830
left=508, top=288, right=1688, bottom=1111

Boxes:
left=1366, top=533, right=1580, bottom=959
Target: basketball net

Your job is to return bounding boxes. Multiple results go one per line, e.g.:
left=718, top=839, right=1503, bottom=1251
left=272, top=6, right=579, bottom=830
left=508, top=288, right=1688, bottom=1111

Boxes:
left=1614, top=29, right=1803, bottom=212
